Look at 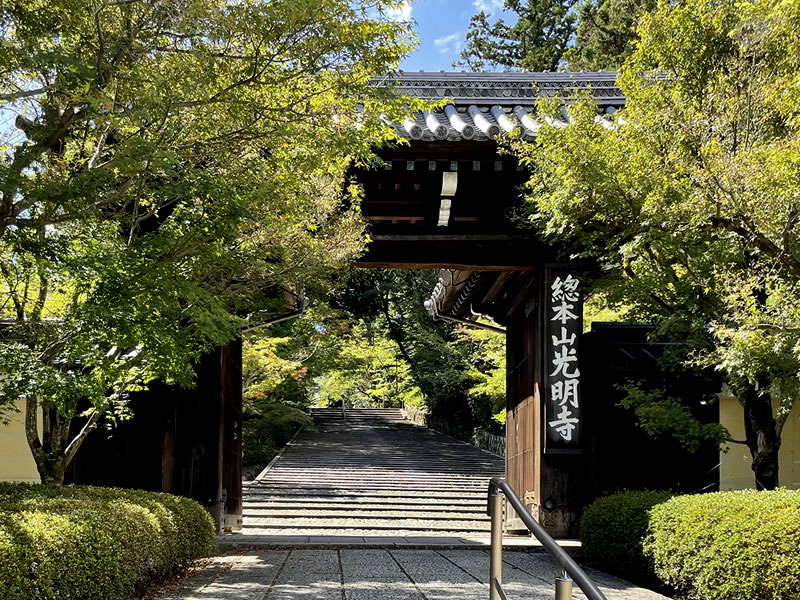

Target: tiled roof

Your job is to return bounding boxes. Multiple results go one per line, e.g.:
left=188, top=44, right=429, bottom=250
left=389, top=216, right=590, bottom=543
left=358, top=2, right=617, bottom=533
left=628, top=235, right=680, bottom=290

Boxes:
left=371, top=71, right=623, bottom=142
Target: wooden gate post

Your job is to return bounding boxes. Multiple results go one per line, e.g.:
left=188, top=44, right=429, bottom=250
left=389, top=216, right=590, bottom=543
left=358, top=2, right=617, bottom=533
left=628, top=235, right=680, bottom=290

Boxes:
left=221, top=339, right=243, bottom=532
left=505, top=266, right=588, bottom=538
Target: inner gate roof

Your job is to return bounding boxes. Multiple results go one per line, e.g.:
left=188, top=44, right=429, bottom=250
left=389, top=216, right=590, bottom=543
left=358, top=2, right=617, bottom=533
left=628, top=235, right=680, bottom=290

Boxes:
left=356, top=72, right=624, bottom=323
left=370, top=71, right=622, bottom=142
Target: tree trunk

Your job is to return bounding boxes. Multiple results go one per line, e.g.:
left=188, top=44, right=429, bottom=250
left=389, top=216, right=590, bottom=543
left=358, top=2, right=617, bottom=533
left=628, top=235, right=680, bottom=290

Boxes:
left=35, top=455, right=67, bottom=485
left=735, top=382, right=781, bottom=490
left=24, top=396, right=70, bottom=484
left=23, top=395, right=99, bottom=485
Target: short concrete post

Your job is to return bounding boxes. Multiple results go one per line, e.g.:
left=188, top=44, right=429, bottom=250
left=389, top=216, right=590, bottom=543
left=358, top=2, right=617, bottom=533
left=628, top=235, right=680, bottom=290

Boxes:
left=489, top=492, right=503, bottom=600
left=555, top=571, right=573, bottom=600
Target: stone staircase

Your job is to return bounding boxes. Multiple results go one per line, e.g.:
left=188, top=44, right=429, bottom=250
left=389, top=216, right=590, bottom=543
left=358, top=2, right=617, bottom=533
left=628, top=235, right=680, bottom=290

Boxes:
left=241, top=408, right=504, bottom=539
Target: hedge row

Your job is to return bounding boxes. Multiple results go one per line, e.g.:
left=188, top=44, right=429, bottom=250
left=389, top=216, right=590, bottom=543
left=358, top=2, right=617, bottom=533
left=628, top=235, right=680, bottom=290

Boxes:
left=580, top=489, right=800, bottom=600
left=580, top=490, right=674, bottom=581
left=646, top=490, right=800, bottom=600
left=0, top=483, right=216, bottom=600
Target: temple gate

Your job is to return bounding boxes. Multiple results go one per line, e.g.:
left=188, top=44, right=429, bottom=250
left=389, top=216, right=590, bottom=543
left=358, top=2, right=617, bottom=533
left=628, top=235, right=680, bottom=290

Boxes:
left=67, top=72, right=720, bottom=538
left=351, top=72, right=623, bottom=537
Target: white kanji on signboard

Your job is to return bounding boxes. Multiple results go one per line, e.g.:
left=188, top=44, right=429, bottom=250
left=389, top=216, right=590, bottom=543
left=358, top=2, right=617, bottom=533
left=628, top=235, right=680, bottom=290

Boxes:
left=551, top=346, right=580, bottom=378
left=551, top=379, right=580, bottom=409
left=548, top=405, right=579, bottom=442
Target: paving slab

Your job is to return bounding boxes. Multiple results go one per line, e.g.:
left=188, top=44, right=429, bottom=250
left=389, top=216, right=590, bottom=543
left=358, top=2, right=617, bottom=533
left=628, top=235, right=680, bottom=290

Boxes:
left=155, top=549, right=670, bottom=600
left=217, top=532, right=580, bottom=551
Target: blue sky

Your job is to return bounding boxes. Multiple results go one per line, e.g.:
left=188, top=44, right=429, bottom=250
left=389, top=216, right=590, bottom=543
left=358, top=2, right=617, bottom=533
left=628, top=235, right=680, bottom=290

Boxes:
left=390, top=0, right=506, bottom=72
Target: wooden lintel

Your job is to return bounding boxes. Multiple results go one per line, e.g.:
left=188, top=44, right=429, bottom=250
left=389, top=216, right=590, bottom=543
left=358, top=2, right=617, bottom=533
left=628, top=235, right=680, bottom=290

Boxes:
left=366, top=216, right=427, bottom=221
left=482, top=272, right=512, bottom=304
left=355, top=261, right=537, bottom=271
left=371, top=234, right=535, bottom=242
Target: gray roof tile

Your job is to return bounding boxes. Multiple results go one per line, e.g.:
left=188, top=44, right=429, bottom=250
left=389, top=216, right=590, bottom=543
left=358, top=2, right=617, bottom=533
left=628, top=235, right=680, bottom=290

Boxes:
left=371, top=71, right=623, bottom=142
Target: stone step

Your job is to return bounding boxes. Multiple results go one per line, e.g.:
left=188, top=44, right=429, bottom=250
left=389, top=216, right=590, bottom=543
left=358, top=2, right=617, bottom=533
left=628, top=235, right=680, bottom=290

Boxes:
left=242, top=496, right=486, bottom=507
left=257, top=476, right=488, bottom=484
left=247, top=480, right=487, bottom=489
left=254, top=488, right=487, bottom=496
left=266, top=462, right=489, bottom=466
left=241, top=519, right=491, bottom=532
left=237, top=528, right=492, bottom=539
left=258, top=472, right=490, bottom=479
left=244, top=491, right=486, bottom=500
left=275, top=454, right=495, bottom=459
left=311, top=408, right=405, bottom=412
left=259, top=467, right=490, bottom=474
left=242, top=502, right=486, bottom=519
left=267, top=469, right=495, bottom=474
left=311, top=410, right=405, bottom=416
left=242, top=495, right=485, bottom=504
left=243, top=508, right=486, bottom=520
left=259, top=469, right=489, bottom=474
left=253, top=482, right=485, bottom=494
left=252, top=481, right=489, bottom=489
left=266, top=468, right=496, bottom=474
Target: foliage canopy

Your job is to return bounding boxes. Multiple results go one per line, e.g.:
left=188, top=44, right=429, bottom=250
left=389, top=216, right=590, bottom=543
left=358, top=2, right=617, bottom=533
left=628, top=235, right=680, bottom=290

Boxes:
left=0, top=0, right=416, bottom=482
left=513, top=0, right=800, bottom=488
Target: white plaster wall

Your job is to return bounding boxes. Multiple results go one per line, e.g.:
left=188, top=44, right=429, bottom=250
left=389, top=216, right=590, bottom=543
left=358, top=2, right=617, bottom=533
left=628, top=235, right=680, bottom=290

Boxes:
left=0, top=398, right=40, bottom=483
left=719, top=395, right=800, bottom=490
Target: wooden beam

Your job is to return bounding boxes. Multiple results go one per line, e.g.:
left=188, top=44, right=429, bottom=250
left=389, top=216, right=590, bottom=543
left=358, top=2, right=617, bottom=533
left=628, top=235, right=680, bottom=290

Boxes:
left=365, top=216, right=427, bottom=221
left=507, top=274, right=537, bottom=317
left=482, top=272, right=512, bottom=304
left=355, top=260, right=537, bottom=271
left=371, top=234, right=536, bottom=242
left=373, top=140, right=519, bottom=161
left=359, top=240, right=548, bottom=270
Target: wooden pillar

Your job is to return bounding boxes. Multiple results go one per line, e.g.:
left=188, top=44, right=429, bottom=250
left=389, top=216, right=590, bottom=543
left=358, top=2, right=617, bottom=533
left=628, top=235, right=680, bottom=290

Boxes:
left=221, top=339, right=243, bottom=532
left=505, top=266, right=586, bottom=538
left=207, top=346, right=226, bottom=533
left=505, top=294, right=542, bottom=533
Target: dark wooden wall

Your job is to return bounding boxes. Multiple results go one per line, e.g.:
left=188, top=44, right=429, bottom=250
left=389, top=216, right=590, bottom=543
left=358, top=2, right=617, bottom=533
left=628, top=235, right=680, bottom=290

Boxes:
left=66, top=341, right=243, bottom=533
left=582, top=324, right=720, bottom=495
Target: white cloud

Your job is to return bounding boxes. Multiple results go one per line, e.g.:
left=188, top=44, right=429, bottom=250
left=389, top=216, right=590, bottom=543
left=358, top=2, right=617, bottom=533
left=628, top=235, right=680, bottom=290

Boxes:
left=473, top=0, right=503, bottom=12
left=433, top=32, right=463, bottom=55
left=387, top=1, right=413, bottom=21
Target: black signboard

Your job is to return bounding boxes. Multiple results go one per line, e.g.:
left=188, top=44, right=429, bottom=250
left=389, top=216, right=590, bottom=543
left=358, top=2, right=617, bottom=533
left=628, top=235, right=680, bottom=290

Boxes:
left=543, top=265, right=583, bottom=453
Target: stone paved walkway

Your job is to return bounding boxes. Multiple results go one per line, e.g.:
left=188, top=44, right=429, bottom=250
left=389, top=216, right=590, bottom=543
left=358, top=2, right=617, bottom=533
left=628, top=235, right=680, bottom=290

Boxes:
left=157, top=549, right=670, bottom=600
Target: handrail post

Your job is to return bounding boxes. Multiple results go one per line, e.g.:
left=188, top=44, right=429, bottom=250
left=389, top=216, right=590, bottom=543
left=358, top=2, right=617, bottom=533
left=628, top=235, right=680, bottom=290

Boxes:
left=487, top=477, right=608, bottom=600
left=489, top=491, right=503, bottom=600
left=555, top=570, right=573, bottom=600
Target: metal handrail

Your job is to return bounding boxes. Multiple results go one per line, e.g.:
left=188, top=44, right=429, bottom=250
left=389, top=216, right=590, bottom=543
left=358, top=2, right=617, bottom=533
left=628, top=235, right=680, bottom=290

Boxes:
left=487, top=477, right=608, bottom=600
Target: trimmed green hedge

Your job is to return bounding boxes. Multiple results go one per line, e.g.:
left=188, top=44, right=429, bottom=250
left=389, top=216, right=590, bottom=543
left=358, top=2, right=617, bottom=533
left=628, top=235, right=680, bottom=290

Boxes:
left=580, top=490, right=674, bottom=582
left=0, top=483, right=215, bottom=600
left=645, top=489, right=800, bottom=600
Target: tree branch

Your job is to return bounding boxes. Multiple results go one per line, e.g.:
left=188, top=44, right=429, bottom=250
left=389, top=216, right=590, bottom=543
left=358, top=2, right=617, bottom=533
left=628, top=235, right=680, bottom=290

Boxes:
left=63, top=409, right=102, bottom=467
left=725, top=436, right=747, bottom=445
left=0, top=86, right=53, bottom=101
